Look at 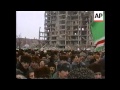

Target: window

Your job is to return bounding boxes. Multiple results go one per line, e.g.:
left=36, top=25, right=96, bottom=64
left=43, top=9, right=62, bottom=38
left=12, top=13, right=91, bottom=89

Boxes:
left=48, top=17, right=50, bottom=20
left=59, top=20, right=65, bottom=24
left=67, top=26, right=70, bottom=30
left=53, top=11, right=56, bottom=13
left=59, top=15, right=66, bottom=19
left=73, top=26, right=78, bottom=30
left=67, top=21, right=70, bottom=24
left=61, top=26, right=65, bottom=29
left=78, top=27, right=81, bottom=30
left=52, top=37, right=56, bottom=40
left=62, top=15, right=66, bottom=19
left=82, top=28, right=84, bottom=31
left=73, top=21, right=75, bottom=24
left=60, top=25, right=65, bottom=29
left=73, top=11, right=78, bottom=15
left=47, top=21, right=50, bottom=23
left=44, top=34, right=47, bottom=36
left=67, top=16, right=70, bottom=19
left=52, top=24, right=55, bottom=27
left=81, top=31, right=86, bottom=35
left=59, top=11, right=66, bottom=14
left=68, top=11, right=72, bottom=15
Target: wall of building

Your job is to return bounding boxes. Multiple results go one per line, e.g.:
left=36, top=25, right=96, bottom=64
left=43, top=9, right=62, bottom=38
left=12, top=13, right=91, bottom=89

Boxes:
left=44, top=11, right=94, bottom=50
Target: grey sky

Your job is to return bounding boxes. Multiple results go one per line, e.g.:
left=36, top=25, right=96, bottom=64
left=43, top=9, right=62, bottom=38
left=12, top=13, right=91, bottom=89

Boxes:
left=16, top=11, right=45, bottom=39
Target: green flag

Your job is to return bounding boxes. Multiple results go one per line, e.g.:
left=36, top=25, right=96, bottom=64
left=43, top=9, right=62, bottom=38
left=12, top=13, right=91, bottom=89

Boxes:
left=91, top=12, right=105, bottom=51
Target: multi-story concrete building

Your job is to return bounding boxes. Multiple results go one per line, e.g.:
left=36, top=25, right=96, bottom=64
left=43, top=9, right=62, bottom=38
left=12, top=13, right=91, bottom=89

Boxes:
left=42, top=11, right=94, bottom=50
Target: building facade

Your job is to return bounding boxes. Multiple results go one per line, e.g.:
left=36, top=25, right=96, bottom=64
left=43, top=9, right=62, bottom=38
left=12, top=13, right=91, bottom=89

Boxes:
left=43, top=11, right=94, bottom=50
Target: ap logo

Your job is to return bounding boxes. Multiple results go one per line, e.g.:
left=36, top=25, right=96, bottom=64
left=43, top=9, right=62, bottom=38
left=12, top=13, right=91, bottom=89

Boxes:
left=94, top=11, right=103, bottom=22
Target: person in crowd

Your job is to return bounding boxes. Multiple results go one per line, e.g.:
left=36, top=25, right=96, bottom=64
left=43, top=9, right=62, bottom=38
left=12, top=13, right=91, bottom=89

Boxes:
left=84, top=52, right=94, bottom=66
left=68, top=67, right=95, bottom=79
left=71, top=55, right=79, bottom=69
left=16, top=49, right=105, bottom=79
left=39, top=60, right=46, bottom=68
left=72, top=55, right=86, bottom=69
left=88, top=63, right=103, bottom=79
left=29, top=56, right=40, bottom=71
left=27, top=70, right=35, bottom=79
left=52, top=63, right=70, bottom=79
left=16, top=55, right=31, bottom=77
left=16, top=69, right=27, bottom=79
left=93, top=52, right=101, bottom=63
left=48, top=62, right=56, bottom=78
left=34, top=66, right=50, bottom=79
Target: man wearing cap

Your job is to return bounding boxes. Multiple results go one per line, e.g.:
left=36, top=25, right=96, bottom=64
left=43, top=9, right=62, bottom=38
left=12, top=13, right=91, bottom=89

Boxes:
left=52, top=63, right=70, bottom=79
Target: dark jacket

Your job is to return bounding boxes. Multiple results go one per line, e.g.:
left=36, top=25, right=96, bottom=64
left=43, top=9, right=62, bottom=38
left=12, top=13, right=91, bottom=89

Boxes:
left=51, top=72, right=59, bottom=79
left=72, top=62, right=86, bottom=69
left=16, top=62, right=29, bottom=78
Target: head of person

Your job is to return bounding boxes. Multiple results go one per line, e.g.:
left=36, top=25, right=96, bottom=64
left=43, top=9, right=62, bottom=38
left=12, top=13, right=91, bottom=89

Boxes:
left=48, top=62, right=56, bottom=74
left=71, top=55, right=79, bottom=62
left=20, top=55, right=31, bottom=69
left=28, top=70, right=35, bottom=79
left=30, top=56, right=39, bottom=69
left=54, top=54, right=59, bottom=60
left=94, top=52, right=100, bottom=59
left=46, top=54, right=51, bottom=59
left=87, top=53, right=94, bottom=60
left=39, top=60, right=45, bottom=67
left=80, top=52, right=86, bottom=59
left=42, top=57, right=47, bottom=61
left=88, top=63, right=102, bottom=79
left=74, top=55, right=79, bottom=62
left=18, top=49, right=24, bottom=56
left=57, top=63, right=70, bottom=79
left=34, top=66, right=50, bottom=79
left=94, top=72, right=102, bottom=79
left=68, top=67, right=95, bottom=79
left=79, top=55, right=86, bottom=61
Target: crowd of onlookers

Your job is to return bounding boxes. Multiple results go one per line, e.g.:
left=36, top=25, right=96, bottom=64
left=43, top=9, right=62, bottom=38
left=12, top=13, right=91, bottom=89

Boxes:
left=16, top=49, right=105, bottom=79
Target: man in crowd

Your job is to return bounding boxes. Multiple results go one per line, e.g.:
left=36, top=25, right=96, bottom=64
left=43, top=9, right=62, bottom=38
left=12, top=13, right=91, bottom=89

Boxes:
left=52, top=63, right=70, bottom=79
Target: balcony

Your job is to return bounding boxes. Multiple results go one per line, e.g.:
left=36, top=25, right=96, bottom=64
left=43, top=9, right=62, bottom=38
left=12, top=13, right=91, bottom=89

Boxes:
left=51, top=35, right=57, bottom=37
left=59, top=44, right=65, bottom=46
left=71, top=38, right=78, bottom=41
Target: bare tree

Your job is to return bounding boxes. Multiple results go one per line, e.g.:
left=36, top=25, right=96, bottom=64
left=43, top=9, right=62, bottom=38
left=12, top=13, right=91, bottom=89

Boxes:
left=16, top=34, right=22, bottom=49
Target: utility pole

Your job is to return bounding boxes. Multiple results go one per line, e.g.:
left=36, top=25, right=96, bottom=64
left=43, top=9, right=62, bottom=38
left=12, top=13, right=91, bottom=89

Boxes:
left=39, top=27, right=41, bottom=49
left=65, top=11, right=67, bottom=50
left=25, top=37, right=26, bottom=44
left=18, top=33, right=22, bottom=49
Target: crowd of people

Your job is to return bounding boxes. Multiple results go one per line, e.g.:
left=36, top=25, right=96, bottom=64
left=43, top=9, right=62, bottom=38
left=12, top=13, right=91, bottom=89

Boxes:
left=16, top=49, right=105, bottom=79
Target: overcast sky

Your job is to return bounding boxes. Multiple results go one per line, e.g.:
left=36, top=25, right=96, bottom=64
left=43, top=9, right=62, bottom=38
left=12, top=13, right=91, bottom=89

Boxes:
left=16, top=11, right=45, bottom=39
